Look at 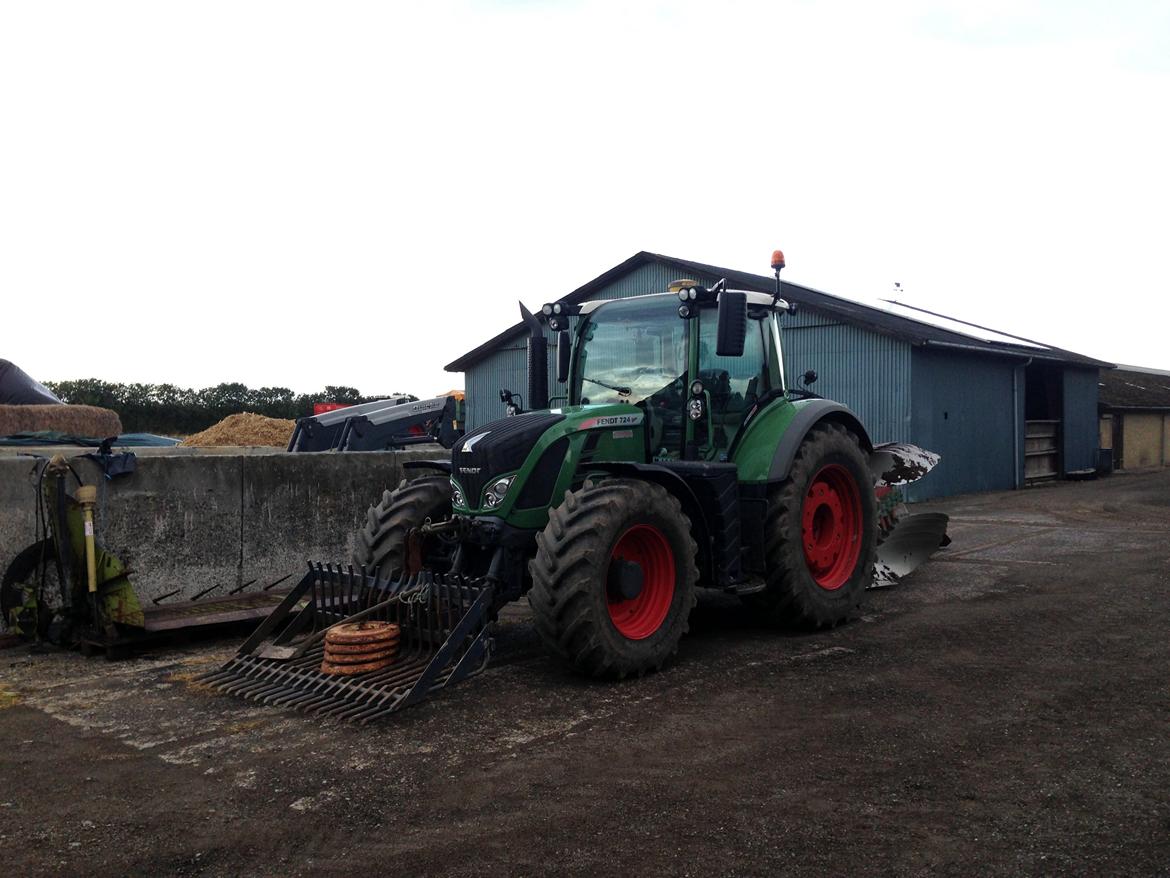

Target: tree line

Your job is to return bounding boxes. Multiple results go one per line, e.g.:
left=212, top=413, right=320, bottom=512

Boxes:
left=44, top=379, right=416, bottom=436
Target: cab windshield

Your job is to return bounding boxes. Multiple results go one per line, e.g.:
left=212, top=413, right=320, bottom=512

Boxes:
left=574, top=296, right=687, bottom=407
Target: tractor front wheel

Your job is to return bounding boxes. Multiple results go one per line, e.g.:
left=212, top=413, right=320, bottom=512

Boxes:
left=354, top=476, right=454, bottom=578
left=528, top=479, right=698, bottom=678
left=745, top=422, right=877, bottom=628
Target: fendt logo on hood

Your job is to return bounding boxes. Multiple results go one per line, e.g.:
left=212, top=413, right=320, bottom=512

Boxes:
left=462, top=431, right=491, bottom=453
left=579, top=413, right=643, bottom=430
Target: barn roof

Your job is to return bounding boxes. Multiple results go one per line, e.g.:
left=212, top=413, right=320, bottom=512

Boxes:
left=1099, top=366, right=1170, bottom=410
left=445, top=252, right=1112, bottom=372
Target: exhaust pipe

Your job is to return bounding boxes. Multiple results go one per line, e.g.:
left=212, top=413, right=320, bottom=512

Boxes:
left=519, top=302, right=549, bottom=411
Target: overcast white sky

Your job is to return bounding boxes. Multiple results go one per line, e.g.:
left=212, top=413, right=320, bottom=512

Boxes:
left=3, top=1, right=1168, bottom=397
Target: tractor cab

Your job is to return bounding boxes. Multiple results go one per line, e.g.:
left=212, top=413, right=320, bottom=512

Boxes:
left=565, top=287, right=787, bottom=463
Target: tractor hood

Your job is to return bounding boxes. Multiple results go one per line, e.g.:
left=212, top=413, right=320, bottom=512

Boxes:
left=450, top=404, right=647, bottom=516
left=451, top=411, right=568, bottom=511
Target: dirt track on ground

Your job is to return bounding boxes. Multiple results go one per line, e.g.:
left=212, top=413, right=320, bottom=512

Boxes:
left=2, top=470, right=1169, bottom=876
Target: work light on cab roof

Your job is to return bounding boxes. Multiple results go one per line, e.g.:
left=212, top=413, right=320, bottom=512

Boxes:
left=540, top=299, right=576, bottom=332
left=668, top=278, right=714, bottom=318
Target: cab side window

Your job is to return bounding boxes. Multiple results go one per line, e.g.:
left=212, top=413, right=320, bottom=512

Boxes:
left=697, top=315, right=770, bottom=454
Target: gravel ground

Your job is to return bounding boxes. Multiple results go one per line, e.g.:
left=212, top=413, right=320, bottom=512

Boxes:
left=1, top=469, right=1168, bottom=877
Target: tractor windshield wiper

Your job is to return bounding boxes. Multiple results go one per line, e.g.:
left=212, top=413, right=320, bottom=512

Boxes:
left=583, top=377, right=631, bottom=396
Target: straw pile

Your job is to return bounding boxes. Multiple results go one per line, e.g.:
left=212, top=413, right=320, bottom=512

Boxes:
left=0, top=404, right=122, bottom=438
left=179, top=412, right=296, bottom=447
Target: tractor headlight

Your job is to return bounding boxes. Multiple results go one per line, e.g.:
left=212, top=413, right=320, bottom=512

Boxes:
left=482, top=475, right=515, bottom=508
left=450, top=478, right=466, bottom=508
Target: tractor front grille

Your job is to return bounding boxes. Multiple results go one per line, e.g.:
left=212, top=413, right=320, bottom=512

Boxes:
left=451, top=412, right=564, bottom=507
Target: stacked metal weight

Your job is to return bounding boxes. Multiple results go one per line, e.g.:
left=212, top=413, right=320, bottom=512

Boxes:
left=320, top=621, right=401, bottom=675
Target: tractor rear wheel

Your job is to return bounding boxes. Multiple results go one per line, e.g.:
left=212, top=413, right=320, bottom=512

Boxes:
left=745, top=422, right=876, bottom=628
left=528, top=479, right=698, bottom=678
left=354, top=476, right=454, bottom=577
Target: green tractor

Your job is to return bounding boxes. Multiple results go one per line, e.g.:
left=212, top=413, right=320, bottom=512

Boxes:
left=204, top=252, right=945, bottom=721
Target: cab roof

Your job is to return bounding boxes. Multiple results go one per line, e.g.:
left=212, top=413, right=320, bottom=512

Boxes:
left=576, top=289, right=783, bottom=315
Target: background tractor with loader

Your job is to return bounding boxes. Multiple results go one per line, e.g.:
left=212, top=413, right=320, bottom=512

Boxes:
left=204, top=252, right=947, bottom=721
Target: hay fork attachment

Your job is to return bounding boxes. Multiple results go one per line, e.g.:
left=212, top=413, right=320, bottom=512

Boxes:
left=199, top=560, right=496, bottom=723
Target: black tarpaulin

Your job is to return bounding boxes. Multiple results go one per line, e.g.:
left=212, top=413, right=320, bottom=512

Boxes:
left=0, top=359, right=62, bottom=405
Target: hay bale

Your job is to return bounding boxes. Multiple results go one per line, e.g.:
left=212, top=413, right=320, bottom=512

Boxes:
left=179, top=412, right=296, bottom=447
left=0, top=404, right=122, bottom=438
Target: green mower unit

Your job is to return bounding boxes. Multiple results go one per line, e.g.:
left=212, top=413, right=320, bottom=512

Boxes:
left=203, top=251, right=948, bottom=721
left=2, top=454, right=292, bottom=655
left=2, top=456, right=144, bottom=650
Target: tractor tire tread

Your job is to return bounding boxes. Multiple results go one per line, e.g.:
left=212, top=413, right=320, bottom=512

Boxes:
left=746, top=421, right=877, bottom=630
left=354, top=476, right=452, bottom=577
left=528, top=479, right=698, bottom=678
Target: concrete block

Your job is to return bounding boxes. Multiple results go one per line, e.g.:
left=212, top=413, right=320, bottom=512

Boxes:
left=0, top=446, right=448, bottom=604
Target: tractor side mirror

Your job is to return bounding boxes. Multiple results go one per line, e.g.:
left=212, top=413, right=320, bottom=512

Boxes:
left=715, top=291, right=747, bottom=357
left=499, top=388, right=521, bottom=416
left=556, top=330, right=571, bottom=383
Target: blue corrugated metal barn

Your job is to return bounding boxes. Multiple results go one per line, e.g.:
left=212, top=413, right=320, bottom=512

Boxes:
left=445, top=253, right=1110, bottom=499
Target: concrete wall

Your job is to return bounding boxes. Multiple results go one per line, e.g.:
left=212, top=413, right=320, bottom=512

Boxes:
left=0, top=446, right=444, bottom=603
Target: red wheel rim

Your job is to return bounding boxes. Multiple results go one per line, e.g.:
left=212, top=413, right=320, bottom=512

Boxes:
left=801, top=464, right=863, bottom=590
left=607, top=524, right=675, bottom=640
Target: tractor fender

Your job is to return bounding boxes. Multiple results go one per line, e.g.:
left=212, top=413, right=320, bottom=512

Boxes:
left=585, top=461, right=714, bottom=582
left=585, top=462, right=710, bottom=535
left=402, top=459, right=452, bottom=475
left=768, top=401, right=873, bottom=482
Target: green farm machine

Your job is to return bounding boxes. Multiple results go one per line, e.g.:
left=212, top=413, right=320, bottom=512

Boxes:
left=1, top=454, right=295, bottom=655
left=203, top=252, right=947, bottom=721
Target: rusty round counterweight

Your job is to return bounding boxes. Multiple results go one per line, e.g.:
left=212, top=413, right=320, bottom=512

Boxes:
left=320, top=621, right=400, bottom=676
